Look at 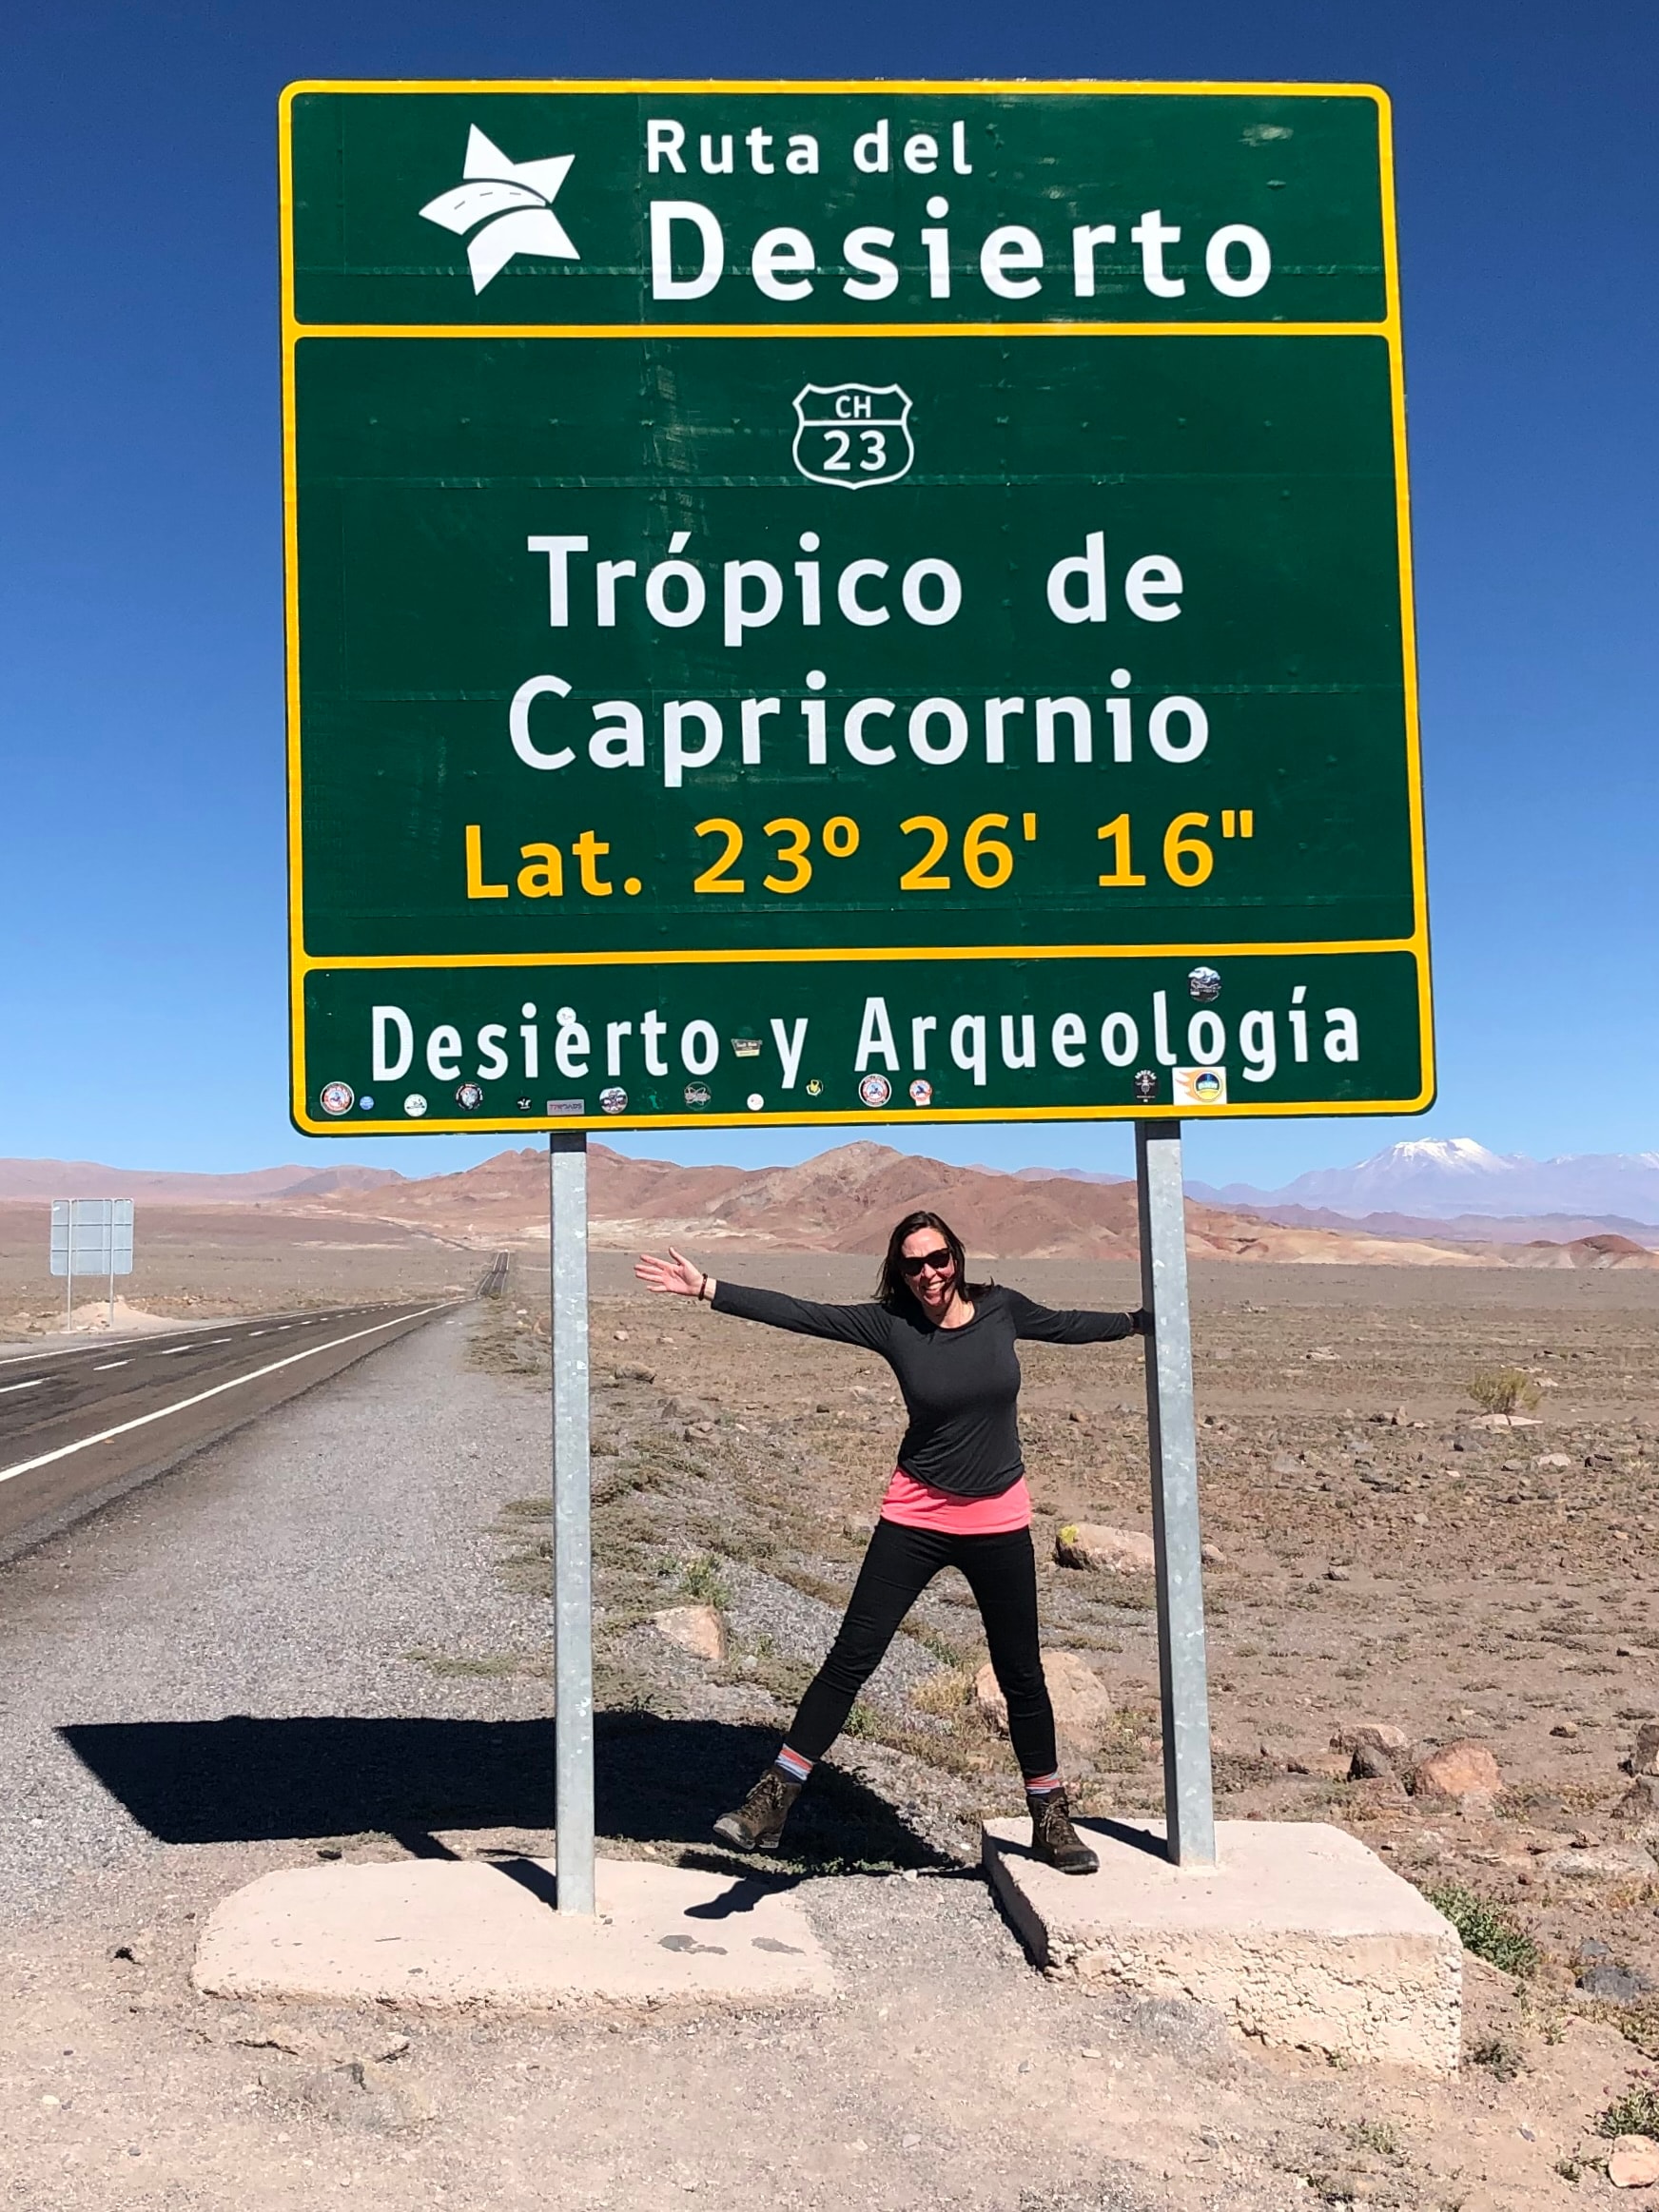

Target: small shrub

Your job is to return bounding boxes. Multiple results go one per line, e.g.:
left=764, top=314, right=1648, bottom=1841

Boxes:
left=1468, top=2035, right=1525, bottom=2083
left=1469, top=1368, right=1543, bottom=1416
left=1597, top=2079, right=1659, bottom=2140
left=1553, top=2159, right=1581, bottom=2183
left=1346, top=2119, right=1403, bottom=2162
left=1425, top=1882, right=1541, bottom=1977
left=677, top=1553, right=732, bottom=1609
left=910, top=1668, right=973, bottom=1717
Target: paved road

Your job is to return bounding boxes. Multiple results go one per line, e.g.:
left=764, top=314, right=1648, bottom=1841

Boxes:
left=0, top=1302, right=456, bottom=1560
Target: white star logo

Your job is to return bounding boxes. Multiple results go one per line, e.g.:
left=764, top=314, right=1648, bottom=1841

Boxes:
left=419, top=126, right=579, bottom=295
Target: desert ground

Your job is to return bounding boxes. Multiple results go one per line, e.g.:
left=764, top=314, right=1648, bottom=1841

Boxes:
left=464, top=1249, right=1659, bottom=2197
left=0, top=1199, right=480, bottom=1337
left=4, top=1202, right=1659, bottom=2205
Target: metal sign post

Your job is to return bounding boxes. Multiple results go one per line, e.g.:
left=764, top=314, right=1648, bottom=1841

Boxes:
left=1136, top=1122, right=1216, bottom=1866
left=50, top=1199, right=134, bottom=1329
left=548, top=1133, right=595, bottom=1914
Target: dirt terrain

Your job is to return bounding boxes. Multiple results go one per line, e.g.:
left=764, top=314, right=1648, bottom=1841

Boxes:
left=478, top=1252, right=1659, bottom=2195
left=0, top=1199, right=478, bottom=1339
left=2, top=1258, right=1658, bottom=2206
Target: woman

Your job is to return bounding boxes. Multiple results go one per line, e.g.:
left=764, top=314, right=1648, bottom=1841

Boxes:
left=634, top=1210, right=1151, bottom=1874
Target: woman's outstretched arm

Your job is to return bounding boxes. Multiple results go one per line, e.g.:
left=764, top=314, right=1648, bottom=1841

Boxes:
left=634, top=1250, right=892, bottom=1349
left=1003, top=1287, right=1151, bottom=1344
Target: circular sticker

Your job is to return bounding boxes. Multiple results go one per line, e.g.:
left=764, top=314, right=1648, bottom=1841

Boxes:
left=600, top=1086, right=628, bottom=1114
left=319, top=1081, right=354, bottom=1116
left=1193, top=1069, right=1224, bottom=1102
left=908, top=1077, right=933, bottom=1107
left=455, top=1081, right=484, bottom=1110
left=1187, top=965, right=1222, bottom=1002
left=858, top=1074, right=892, bottom=1108
left=683, top=1082, right=712, bottom=1108
left=360, top=1095, right=375, bottom=1112
left=746, top=1092, right=765, bottom=1112
left=403, top=1093, right=429, bottom=1118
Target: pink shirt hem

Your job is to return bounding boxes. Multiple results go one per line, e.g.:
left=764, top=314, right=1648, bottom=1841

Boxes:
left=879, top=1469, right=1032, bottom=1535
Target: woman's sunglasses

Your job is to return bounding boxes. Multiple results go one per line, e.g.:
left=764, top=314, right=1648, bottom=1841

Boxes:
left=900, top=1248, right=953, bottom=1276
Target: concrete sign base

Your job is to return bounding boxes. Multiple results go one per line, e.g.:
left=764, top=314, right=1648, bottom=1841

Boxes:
left=194, top=1854, right=832, bottom=2012
left=983, top=1816, right=1460, bottom=2072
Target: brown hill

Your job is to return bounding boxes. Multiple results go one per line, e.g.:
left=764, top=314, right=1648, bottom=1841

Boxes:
left=311, top=1141, right=1522, bottom=1266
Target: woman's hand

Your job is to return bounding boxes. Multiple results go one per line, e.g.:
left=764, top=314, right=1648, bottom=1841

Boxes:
left=634, top=1248, right=712, bottom=1300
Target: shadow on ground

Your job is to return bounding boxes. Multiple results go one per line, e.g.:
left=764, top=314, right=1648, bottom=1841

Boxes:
left=57, top=1712, right=954, bottom=1870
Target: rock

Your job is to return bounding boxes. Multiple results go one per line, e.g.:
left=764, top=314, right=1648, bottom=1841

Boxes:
left=1326, top=1564, right=1354, bottom=1582
left=1411, top=1739, right=1501, bottom=1800
left=1626, top=1722, right=1659, bottom=1777
left=1535, top=1841, right=1657, bottom=1882
left=616, top=1363, right=656, bottom=1384
left=1552, top=1722, right=1580, bottom=1738
left=1577, top=1961, right=1654, bottom=2005
left=1200, top=1542, right=1224, bottom=1565
left=1054, top=1523, right=1156, bottom=1575
left=1331, top=1717, right=1408, bottom=1757
left=1270, top=1454, right=1301, bottom=1476
left=650, top=1605, right=728, bottom=1663
left=236, top=2027, right=328, bottom=2056
left=1348, top=1741, right=1398, bottom=1782
left=613, top=1329, right=629, bottom=1342
left=1535, top=1451, right=1571, bottom=1469
left=111, top=1931, right=155, bottom=1967
left=1469, top=1412, right=1541, bottom=1430
left=974, top=1650, right=1113, bottom=1759
left=1609, top=2136, right=1659, bottom=2189
left=1613, top=1776, right=1659, bottom=1827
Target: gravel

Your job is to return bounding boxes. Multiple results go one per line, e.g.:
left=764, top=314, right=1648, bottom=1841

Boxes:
left=0, top=1310, right=554, bottom=1926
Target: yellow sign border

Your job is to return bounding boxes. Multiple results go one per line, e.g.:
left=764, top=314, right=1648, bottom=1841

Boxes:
left=281, top=79, right=1431, bottom=1134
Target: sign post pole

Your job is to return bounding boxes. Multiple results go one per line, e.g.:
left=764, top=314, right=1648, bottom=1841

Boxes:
left=1135, top=1119, right=1216, bottom=1867
left=548, top=1131, right=595, bottom=1915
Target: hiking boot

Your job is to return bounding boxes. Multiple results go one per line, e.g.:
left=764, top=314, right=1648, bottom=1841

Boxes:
left=1027, top=1788, right=1100, bottom=1875
left=713, top=1766, right=802, bottom=1853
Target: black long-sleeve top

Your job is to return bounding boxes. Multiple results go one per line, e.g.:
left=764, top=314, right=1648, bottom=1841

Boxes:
left=709, top=1280, right=1142, bottom=1499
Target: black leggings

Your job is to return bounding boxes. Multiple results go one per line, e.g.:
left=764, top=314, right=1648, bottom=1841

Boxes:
left=787, top=1519, right=1057, bottom=1780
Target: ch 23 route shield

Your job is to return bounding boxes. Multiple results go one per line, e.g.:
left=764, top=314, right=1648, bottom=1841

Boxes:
left=282, top=79, right=1432, bottom=1135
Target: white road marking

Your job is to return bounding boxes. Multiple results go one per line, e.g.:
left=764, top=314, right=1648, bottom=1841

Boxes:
left=160, top=1345, right=195, bottom=1355
left=0, top=1305, right=456, bottom=1487
left=0, top=1378, right=45, bottom=1396
left=93, top=1361, right=131, bottom=1372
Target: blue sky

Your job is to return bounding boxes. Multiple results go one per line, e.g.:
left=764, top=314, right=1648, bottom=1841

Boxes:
left=0, top=2, right=1652, bottom=1191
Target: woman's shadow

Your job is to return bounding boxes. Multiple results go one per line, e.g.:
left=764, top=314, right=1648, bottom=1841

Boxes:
left=58, top=1707, right=957, bottom=1872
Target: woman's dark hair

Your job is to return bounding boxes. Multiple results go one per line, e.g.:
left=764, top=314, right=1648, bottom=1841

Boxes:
left=876, top=1211, right=992, bottom=1311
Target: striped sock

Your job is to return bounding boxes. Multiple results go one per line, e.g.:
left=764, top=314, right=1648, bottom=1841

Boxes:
left=1025, top=1770, right=1064, bottom=1796
left=774, top=1746, right=813, bottom=1784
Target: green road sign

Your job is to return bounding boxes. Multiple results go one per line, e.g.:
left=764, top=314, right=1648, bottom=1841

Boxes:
left=283, top=79, right=1431, bottom=1135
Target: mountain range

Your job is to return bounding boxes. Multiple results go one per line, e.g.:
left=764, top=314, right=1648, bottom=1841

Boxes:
left=0, top=1137, right=1653, bottom=1263
left=1187, top=1137, right=1659, bottom=1228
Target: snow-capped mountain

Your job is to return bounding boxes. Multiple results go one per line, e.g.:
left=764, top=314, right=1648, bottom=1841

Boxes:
left=1190, top=1138, right=1659, bottom=1226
